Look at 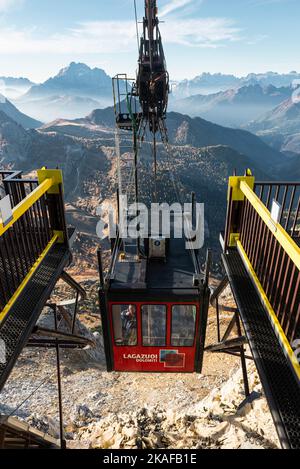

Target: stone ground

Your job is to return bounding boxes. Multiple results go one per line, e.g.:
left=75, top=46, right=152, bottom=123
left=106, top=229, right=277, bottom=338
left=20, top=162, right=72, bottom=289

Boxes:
left=0, top=283, right=280, bottom=450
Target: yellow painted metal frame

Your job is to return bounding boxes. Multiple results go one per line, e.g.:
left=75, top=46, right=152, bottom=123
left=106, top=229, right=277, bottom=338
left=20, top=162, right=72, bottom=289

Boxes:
left=0, top=234, right=58, bottom=323
left=0, top=178, right=53, bottom=237
left=37, top=168, right=63, bottom=195
left=228, top=171, right=255, bottom=202
left=237, top=240, right=300, bottom=380
left=0, top=168, right=65, bottom=321
left=38, top=169, right=65, bottom=243
left=229, top=233, right=240, bottom=248
left=240, top=181, right=300, bottom=271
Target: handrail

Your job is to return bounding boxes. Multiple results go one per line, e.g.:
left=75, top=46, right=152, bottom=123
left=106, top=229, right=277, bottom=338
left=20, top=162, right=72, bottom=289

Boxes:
left=0, top=168, right=67, bottom=317
left=256, top=181, right=300, bottom=186
left=224, top=172, right=300, bottom=380
left=0, top=178, right=53, bottom=236
left=237, top=239, right=300, bottom=380
left=210, top=276, right=229, bottom=306
left=60, top=271, right=87, bottom=302
left=240, top=181, right=300, bottom=271
left=0, top=234, right=58, bottom=322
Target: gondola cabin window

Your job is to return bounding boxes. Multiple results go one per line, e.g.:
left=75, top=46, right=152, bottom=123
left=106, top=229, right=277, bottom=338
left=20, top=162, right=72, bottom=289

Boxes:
left=112, top=305, right=137, bottom=346
left=142, top=305, right=167, bottom=347
left=171, top=305, right=196, bottom=347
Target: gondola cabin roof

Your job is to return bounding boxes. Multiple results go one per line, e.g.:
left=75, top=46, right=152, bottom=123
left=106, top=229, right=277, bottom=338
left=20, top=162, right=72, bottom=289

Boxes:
left=108, top=237, right=202, bottom=301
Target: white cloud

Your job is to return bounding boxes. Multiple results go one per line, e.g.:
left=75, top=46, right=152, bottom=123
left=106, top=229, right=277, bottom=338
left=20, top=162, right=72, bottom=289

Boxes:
left=0, top=17, right=241, bottom=56
left=161, top=18, right=241, bottom=47
left=160, top=0, right=195, bottom=17
left=0, top=0, right=22, bottom=12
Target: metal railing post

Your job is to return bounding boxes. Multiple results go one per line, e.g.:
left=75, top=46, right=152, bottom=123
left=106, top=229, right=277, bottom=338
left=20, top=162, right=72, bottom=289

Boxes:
left=224, top=169, right=255, bottom=252
left=37, top=169, right=68, bottom=246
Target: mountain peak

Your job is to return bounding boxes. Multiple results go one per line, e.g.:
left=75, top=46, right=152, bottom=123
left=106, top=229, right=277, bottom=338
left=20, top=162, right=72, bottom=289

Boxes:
left=56, top=62, right=108, bottom=79
left=23, top=62, right=113, bottom=106
left=57, top=62, right=93, bottom=77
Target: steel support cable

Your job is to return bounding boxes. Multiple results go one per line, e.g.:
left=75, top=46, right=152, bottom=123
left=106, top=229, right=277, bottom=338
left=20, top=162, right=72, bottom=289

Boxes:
left=161, top=134, right=200, bottom=274
left=144, top=127, right=159, bottom=206
left=152, top=122, right=158, bottom=204
left=115, top=126, right=137, bottom=205
left=111, top=126, right=128, bottom=272
left=0, top=370, right=56, bottom=427
left=113, top=115, right=144, bottom=261
left=106, top=229, right=121, bottom=281
left=133, top=0, right=140, bottom=54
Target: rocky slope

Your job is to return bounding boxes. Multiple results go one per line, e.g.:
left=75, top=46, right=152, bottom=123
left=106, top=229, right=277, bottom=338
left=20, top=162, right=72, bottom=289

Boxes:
left=246, top=99, right=300, bottom=155
left=41, top=107, right=284, bottom=174
left=74, top=364, right=279, bottom=450
left=247, top=98, right=300, bottom=133
left=166, top=111, right=283, bottom=172
left=0, top=95, right=41, bottom=129
left=18, top=95, right=101, bottom=123
left=0, top=111, right=32, bottom=164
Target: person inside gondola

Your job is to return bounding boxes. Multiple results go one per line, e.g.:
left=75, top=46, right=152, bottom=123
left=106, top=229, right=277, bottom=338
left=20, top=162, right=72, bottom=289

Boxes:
left=121, top=305, right=137, bottom=345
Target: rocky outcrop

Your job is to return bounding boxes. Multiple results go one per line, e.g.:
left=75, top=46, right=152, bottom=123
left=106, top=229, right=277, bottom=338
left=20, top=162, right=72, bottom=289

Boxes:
left=70, top=364, right=279, bottom=450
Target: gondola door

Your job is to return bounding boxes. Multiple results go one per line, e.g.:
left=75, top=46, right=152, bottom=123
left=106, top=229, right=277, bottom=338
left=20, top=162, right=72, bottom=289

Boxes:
left=109, top=302, right=200, bottom=372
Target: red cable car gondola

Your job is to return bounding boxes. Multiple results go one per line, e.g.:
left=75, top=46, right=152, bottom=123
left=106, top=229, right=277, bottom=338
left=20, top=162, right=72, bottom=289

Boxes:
left=99, top=234, right=211, bottom=373
left=98, top=0, right=211, bottom=373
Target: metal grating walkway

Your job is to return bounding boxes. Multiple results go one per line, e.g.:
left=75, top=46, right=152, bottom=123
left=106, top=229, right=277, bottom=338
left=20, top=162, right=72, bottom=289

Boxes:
left=223, top=250, right=300, bottom=450
left=0, top=244, right=71, bottom=391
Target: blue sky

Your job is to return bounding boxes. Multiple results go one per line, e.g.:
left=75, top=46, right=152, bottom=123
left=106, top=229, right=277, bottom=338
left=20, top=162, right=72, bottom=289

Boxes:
left=0, top=0, right=299, bottom=82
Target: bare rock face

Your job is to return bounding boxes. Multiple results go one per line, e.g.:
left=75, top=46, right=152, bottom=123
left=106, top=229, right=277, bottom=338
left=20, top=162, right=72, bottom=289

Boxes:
left=71, top=404, right=96, bottom=427
left=27, top=413, right=60, bottom=439
left=0, top=111, right=32, bottom=163
left=72, top=364, right=279, bottom=450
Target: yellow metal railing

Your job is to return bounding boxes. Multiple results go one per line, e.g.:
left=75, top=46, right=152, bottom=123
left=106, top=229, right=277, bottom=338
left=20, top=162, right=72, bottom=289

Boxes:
left=0, top=235, right=58, bottom=322
left=0, top=178, right=52, bottom=237
left=0, top=168, right=66, bottom=321
left=240, top=181, right=300, bottom=271
left=225, top=172, right=300, bottom=379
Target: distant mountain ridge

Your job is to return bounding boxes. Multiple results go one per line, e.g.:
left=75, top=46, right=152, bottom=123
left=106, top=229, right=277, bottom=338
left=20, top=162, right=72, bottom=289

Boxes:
left=246, top=98, right=300, bottom=155
left=17, top=94, right=102, bottom=123
left=3, top=64, right=298, bottom=126
left=4, top=102, right=299, bottom=255
left=22, top=62, right=112, bottom=100
left=0, top=95, right=41, bottom=129
left=172, top=71, right=300, bottom=98
left=0, top=77, right=34, bottom=87
left=0, top=111, right=33, bottom=163
left=0, top=77, right=35, bottom=100
left=170, top=84, right=294, bottom=127
left=247, top=98, right=300, bottom=133
left=0, top=106, right=273, bottom=250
